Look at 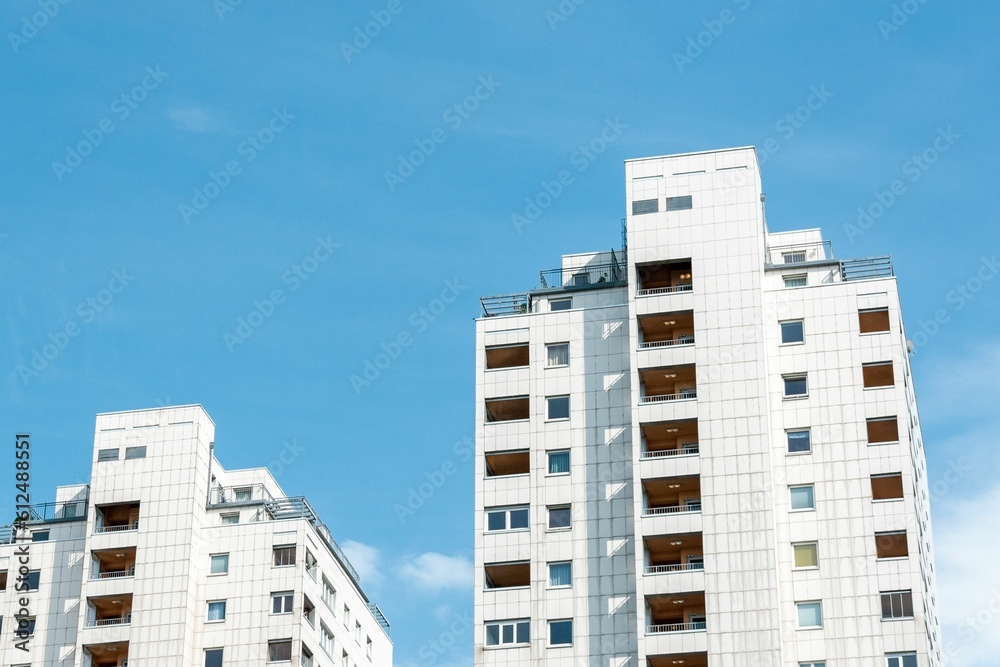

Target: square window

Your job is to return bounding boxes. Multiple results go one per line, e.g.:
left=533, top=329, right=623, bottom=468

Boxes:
left=886, top=653, right=918, bottom=667
left=796, top=601, right=822, bottom=628
left=871, top=474, right=905, bottom=501
left=548, top=561, right=572, bottom=587
left=233, top=486, right=252, bottom=501
left=271, top=591, right=294, bottom=614
left=210, top=554, right=229, bottom=575
left=783, top=375, right=808, bottom=398
left=485, top=619, right=530, bottom=646
left=205, top=648, right=224, bottom=667
left=789, top=485, right=815, bottom=510
left=268, top=639, right=292, bottom=662
left=207, top=600, right=226, bottom=622
left=548, top=506, right=571, bottom=530
left=273, top=545, right=296, bottom=567
left=780, top=320, right=804, bottom=344
left=784, top=275, right=807, bottom=288
left=863, top=362, right=895, bottom=388
left=548, top=619, right=573, bottom=646
left=867, top=417, right=899, bottom=444
left=632, top=198, right=659, bottom=215
left=875, top=531, right=909, bottom=559
left=547, top=396, right=570, bottom=420
left=665, top=195, right=693, bottom=211
left=547, top=450, right=570, bottom=475
left=880, top=590, right=914, bottom=619
left=787, top=430, right=811, bottom=454
left=793, top=543, right=819, bottom=568
left=550, top=298, right=572, bottom=312
left=25, top=571, right=40, bottom=591
left=546, top=343, right=569, bottom=367
left=859, top=307, right=891, bottom=333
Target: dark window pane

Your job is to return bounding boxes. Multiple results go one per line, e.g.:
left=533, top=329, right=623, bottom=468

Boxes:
left=509, top=508, right=529, bottom=529
left=781, top=321, right=804, bottom=343
left=487, top=511, right=507, bottom=531
left=549, top=508, right=571, bottom=529
left=665, top=195, right=693, bottom=211
left=502, top=624, right=513, bottom=643
left=632, top=198, right=659, bottom=215
left=784, top=377, right=807, bottom=396
left=549, top=620, right=572, bottom=645
left=516, top=621, right=530, bottom=643
left=485, top=625, right=499, bottom=646
left=205, top=648, right=223, bottom=667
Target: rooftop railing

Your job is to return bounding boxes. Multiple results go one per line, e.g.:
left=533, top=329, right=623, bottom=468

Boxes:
left=765, top=241, right=833, bottom=266
left=480, top=293, right=531, bottom=317
left=538, top=254, right=625, bottom=290
left=841, top=255, right=894, bottom=280
left=369, top=602, right=391, bottom=638
left=209, top=483, right=274, bottom=506
left=15, top=499, right=89, bottom=524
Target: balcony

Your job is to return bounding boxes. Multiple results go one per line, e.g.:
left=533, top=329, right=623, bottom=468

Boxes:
left=538, top=251, right=625, bottom=291
left=636, top=259, right=692, bottom=296
left=643, top=476, right=701, bottom=518
left=645, top=533, right=703, bottom=576
left=86, top=594, right=133, bottom=628
left=90, top=547, right=136, bottom=580
left=485, top=396, right=530, bottom=423
left=646, top=592, right=706, bottom=635
left=641, top=420, right=699, bottom=459
left=209, top=483, right=274, bottom=506
left=765, top=241, right=894, bottom=281
left=83, top=641, right=129, bottom=667
left=638, top=311, right=695, bottom=349
left=484, top=561, right=530, bottom=590
left=485, top=450, right=530, bottom=477
left=94, top=503, right=139, bottom=534
left=639, top=365, right=697, bottom=404
left=648, top=653, right=708, bottom=667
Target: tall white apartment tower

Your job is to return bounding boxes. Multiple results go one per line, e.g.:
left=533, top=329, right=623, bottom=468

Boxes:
left=474, top=147, right=940, bottom=667
left=1, top=405, right=392, bottom=667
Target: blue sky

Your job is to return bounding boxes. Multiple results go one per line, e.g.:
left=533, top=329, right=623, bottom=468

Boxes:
left=2, top=2, right=999, bottom=665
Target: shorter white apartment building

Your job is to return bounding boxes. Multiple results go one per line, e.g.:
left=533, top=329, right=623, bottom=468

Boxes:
left=0, top=405, right=392, bottom=667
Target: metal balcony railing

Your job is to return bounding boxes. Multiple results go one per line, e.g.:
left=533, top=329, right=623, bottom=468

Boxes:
left=95, top=521, right=139, bottom=534
left=640, top=443, right=699, bottom=459
left=647, top=621, right=707, bottom=634
left=87, top=616, right=131, bottom=627
left=841, top=255, right=894, bottom=280
left=480, top=293, right=531, bottom=317
left=538, top=255, right=625, bottom=290
left=639, top=336, right=695, bottom=350
left=91, top=567, right=135, bottom=580
left=765, top=241, right=833, bottom=266
left=645, top=561, right=705, bottom=575
left=639, top=390, right=697, bottom=404
left=643, top=502, right=701, bottom=517
left=210, top=484, right=274, bottom=506
left=636, top=283, right=693, bottom=297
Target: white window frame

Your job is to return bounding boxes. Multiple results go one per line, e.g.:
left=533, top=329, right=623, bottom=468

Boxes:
left=547, top=618, right=573, bottom=647
left=320, top=623, right=335, bottom=656
left=796, top=601, right=823, bottom=629
left=547, top=561, right=572, bottom=588
left=786, top=429, right=812, bottom=454
left=792, top=542, right=819, bottom=570
left=886, top=653, right=917, bottom=667
left=546, top=450, right=570, bottom=476
left=546, top=395, right=570, bottom=421
left=322, top=577, right=338, bottom=611
left=486, top=505, right=529, bottom=533
left=783, top=374, right=808, bottom=399
left=271, top=591, right=294, bottom=615
left=209, top=553, right=229, bottom=575
left=780, top=319, right=805, bottom=345
left=545, top=342, right=570, bottom=367
left=549, top=298, right=572, bottom=312
left=206, top=600, right=227, bottom=622
left=784, top=274, right=808, bottom=288
left=547, top=505, right=571, bottom=531
left=484, top=618, right=530, bottom=647
left=272, top=545, right=296, bottom=567
left=789, top=484, right=815, bottom=510
left=880, top=590, right=914, bottom=620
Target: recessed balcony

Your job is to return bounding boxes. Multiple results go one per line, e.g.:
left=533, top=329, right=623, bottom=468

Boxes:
left=644, top=533, right=703, bottom=575
left=638, top=311, right=695, bottom=349
left=83, top=641, right=129, bottom=667
left=485, top=396, right=530, bottom=423
left=484, top=561, right=530, bottom=590
left=94, top=502, right=139, bottom=534
left=639, top=366, right=697, bottom=404
left=648, top=653, right=708, bottom=667
left=642, top=476, right=701, bottom=517
left=485, top=450, right=530, bottom=477
left=641, top=420, right=699, bottom=459
left=90, top=547, right=136, bottom=580
left=636, top=259, right=693, bottom=296
left=646, top=592, right=706, bottom=634
left=86, top=594, right=133, bottom=627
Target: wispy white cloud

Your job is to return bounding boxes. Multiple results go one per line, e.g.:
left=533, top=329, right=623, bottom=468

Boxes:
left=168, top=106, right=223, bottom=133
left=398, top=552, right=473, bottom=593
left=935, top=483, right=1000, bottom=667
left=342, top=539, right=385, bottom=589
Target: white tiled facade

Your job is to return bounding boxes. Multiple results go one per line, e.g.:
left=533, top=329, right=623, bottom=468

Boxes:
left=474, top=147, right=941, bottom=667
left=0, top=405, right=392, bottom=667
